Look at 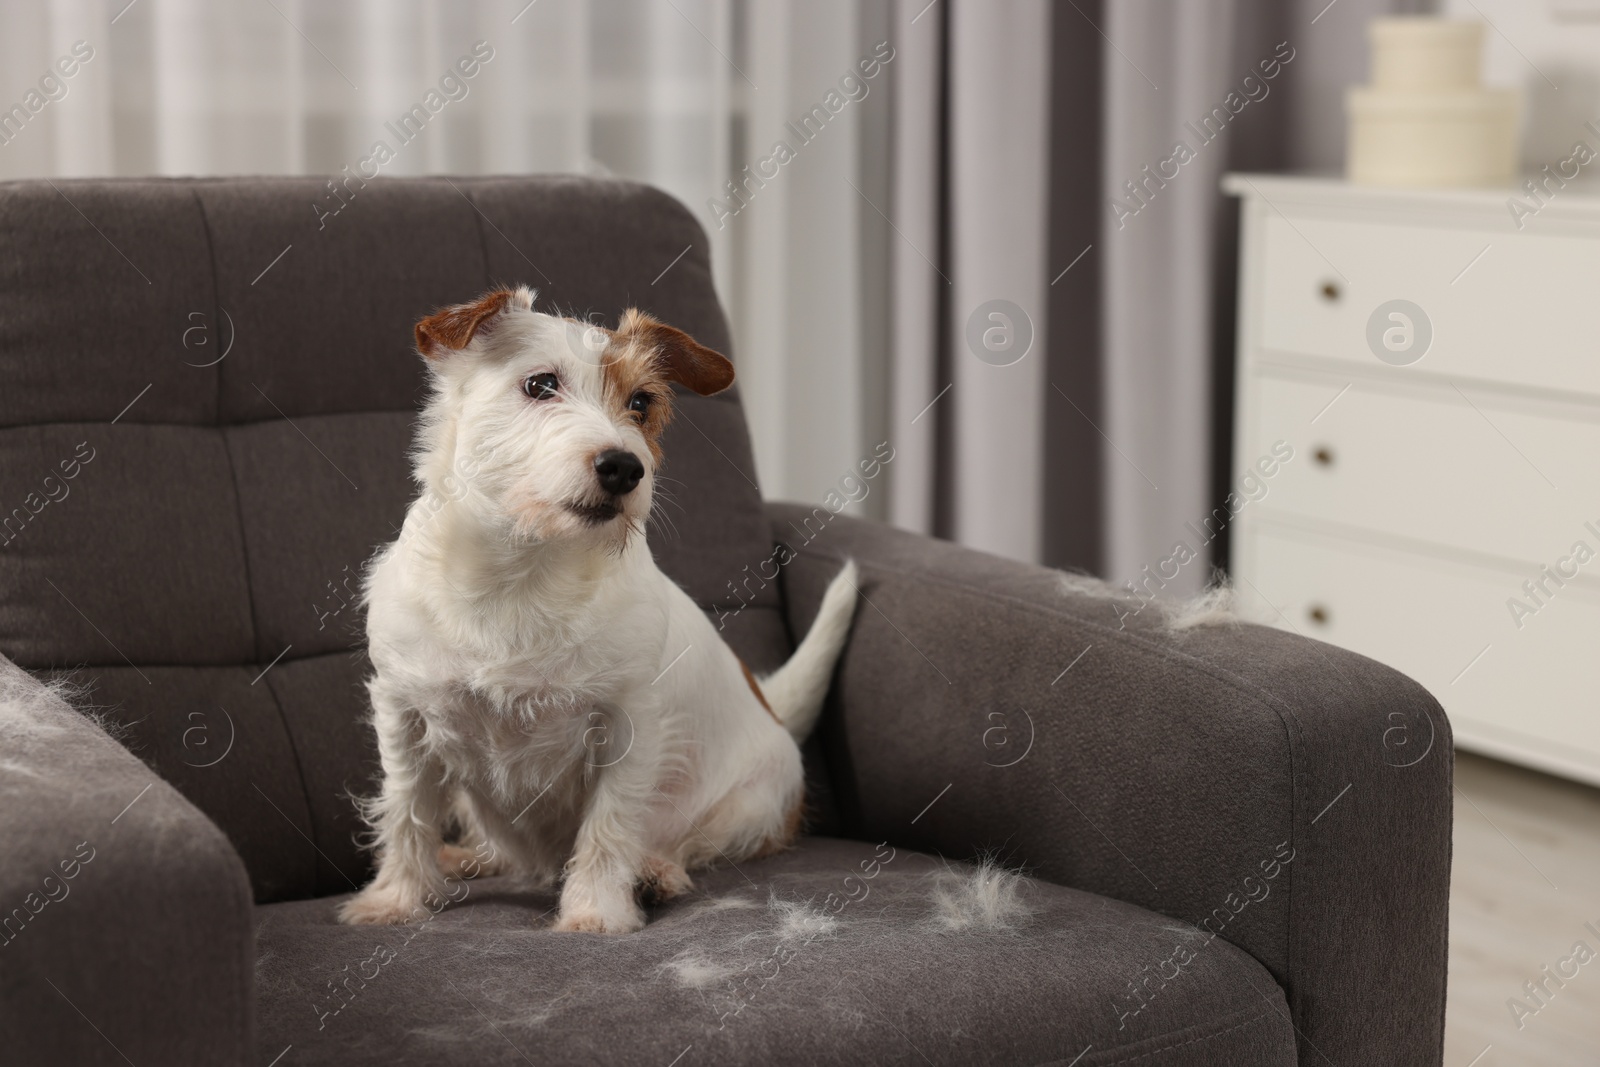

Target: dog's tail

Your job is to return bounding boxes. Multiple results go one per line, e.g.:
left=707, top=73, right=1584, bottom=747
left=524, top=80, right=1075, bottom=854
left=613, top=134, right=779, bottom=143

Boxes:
left=762, top=560, right=859, bottom=742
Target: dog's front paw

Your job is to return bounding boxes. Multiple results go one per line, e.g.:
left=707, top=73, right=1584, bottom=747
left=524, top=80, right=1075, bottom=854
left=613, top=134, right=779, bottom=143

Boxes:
left=557, top=868, right=648, bottom=933
left=553, top=908, right=646, bottom=934
left=338, top=885, right=424, bottom=926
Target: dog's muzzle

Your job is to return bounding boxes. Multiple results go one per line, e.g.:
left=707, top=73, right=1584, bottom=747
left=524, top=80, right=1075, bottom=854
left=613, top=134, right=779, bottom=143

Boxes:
left=567, top=450, right=644, bottom=526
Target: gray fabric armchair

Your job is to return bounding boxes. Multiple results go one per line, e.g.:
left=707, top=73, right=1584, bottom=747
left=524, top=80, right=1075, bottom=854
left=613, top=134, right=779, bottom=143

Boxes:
left=0, top=175, right=1451, bottom=1066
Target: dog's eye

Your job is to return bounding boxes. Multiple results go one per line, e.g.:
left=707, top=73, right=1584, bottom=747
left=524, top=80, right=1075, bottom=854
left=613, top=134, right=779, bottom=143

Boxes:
left=522, top=372, right=560, bottom=400
left=628, top=392, right=653, bottom=419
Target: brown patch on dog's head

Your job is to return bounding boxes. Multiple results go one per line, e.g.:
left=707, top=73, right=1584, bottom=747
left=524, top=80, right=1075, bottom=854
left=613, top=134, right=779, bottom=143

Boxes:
left=598, top=341, right=672, bottom=466
left=603, top=309, right=734, bottom=464
left=613, top=308, right=734, bottom=396
left=415, top=288, right=515, bottom=359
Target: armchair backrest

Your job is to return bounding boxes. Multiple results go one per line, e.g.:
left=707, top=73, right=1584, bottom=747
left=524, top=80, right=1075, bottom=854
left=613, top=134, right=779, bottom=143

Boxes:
left=0, top=176, right=788, bottom=901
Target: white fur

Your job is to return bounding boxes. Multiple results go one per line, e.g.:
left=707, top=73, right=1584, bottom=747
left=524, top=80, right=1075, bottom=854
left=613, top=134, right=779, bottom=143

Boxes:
left=1163, top=583, right=1244, bottom=632
left=660, top=951, right=740, bottom=989
left=930, top=858, right=1033, bottom=932
left=763, top=558, right=858, bottom=740
left=764, top=891, right=840, bottom=942
left=339, top=287, right=858, bottom=935
left=1056, top=571, right=1257, bottom=633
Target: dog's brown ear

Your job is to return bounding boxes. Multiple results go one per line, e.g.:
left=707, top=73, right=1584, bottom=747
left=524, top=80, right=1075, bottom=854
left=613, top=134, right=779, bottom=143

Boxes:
left=616, top=308, right=735, bottom=396
left=415, top=288, right=514, bottom=359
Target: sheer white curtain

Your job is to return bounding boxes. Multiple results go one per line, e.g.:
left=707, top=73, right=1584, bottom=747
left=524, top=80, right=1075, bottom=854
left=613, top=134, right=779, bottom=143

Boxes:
left=0, top=0, right=888, bottom=513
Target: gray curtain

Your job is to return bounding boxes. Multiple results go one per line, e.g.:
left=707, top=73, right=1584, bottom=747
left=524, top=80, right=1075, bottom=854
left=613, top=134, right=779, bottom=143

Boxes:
left=1100, top=0, right=1413, bottom=593
left=884, top=0, right=1412, bottom=577
left=887, top=0, right=1053, bottom=565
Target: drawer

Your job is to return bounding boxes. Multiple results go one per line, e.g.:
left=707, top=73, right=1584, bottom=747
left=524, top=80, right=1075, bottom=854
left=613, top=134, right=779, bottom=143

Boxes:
left=1248, top=373, right=1600, bottom=567
left=1238, top=522, right=1600, bottom=781
left=1255, top=212, right=1600, bottom=397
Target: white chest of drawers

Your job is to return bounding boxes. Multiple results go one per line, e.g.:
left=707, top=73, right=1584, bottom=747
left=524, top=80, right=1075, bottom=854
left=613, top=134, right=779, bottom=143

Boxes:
left=1224, top=173, right=1600, bottom=786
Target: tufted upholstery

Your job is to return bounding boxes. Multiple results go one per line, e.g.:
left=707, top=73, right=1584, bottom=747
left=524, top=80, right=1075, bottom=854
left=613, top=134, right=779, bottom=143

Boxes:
left=0, top=176, right=789, bottom=902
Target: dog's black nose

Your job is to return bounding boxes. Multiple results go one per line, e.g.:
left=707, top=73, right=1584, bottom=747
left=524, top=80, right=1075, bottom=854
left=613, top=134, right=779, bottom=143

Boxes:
left=593, top=450, right=644, bottom=495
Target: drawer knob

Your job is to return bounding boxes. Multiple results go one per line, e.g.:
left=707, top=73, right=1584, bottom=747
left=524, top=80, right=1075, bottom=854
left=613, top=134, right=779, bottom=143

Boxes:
left=1308, top=604, right=1330, bottom=625
left=1314, top=446, right=1334, bottom=466
left=1319, top=280, right=1341, bottom=302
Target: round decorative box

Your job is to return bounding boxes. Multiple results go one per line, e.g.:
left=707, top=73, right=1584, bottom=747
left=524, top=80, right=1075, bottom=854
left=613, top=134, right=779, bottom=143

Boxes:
left=1369, top=17, right=1484, bottom=91
left=1348, top=87, right=1519, bottom=187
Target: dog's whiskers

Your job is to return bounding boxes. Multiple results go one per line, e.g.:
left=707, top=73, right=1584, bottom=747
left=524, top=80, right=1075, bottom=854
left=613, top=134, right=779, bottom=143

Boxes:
left=651, top=484, right=686, bottom=514
left=646, top=507, right=680, bottom=542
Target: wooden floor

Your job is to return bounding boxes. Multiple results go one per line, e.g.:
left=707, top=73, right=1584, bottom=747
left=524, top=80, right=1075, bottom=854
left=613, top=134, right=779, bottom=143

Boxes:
left=1443, top=751, right=1600, bottom=1067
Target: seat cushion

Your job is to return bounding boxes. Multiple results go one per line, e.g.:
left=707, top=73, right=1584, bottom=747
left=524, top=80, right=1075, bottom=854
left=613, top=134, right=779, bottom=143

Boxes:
left=254, top=837, right=1296, bottom=1066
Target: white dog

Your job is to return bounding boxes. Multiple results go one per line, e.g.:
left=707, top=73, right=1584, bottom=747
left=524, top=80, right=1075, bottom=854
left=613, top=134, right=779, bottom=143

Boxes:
left=338, top=285, right=858, bottom=934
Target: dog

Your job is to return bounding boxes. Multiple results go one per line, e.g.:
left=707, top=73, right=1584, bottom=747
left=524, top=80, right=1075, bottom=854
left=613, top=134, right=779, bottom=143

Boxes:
left=338, top=285, right=859, bottom=935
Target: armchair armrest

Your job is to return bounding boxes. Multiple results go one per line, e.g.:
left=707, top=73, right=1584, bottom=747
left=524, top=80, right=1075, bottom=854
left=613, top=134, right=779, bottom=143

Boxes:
left=769, top=504, right=1451, bottom=1067
left=0, top=654, right=254, bottom=1065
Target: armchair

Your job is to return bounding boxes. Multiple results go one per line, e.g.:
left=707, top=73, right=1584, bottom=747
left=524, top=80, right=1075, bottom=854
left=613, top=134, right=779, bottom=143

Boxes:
left=0, top=175, right=1449, bottom=1066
